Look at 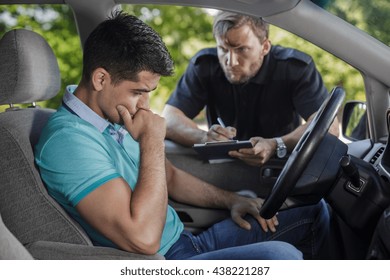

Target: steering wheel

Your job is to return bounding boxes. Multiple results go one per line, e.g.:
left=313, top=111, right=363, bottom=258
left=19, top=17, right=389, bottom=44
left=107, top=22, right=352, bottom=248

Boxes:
left=260, top=87, right=345, bottom=219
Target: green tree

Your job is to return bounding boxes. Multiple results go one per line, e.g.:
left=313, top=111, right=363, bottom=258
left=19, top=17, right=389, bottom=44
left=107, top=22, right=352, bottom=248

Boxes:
left=0, top=4, right=214, bottom=113
left=329, top=0, right=390, bottom=46
left=270, top=25, right=366, bottom=102
left=3, top=2, right=387, bottom=113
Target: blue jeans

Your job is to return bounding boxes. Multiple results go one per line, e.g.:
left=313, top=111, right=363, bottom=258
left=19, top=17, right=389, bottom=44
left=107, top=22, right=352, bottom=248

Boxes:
left=165, top=200, right=329, bottom=260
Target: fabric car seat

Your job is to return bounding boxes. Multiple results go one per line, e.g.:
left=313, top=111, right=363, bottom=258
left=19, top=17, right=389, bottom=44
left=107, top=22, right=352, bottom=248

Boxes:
left=0, top=29, right=163, bottom=260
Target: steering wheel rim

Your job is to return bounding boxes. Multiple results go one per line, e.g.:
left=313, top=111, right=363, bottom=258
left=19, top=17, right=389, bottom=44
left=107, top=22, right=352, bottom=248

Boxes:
left=260, top=87, right=345, bottom=219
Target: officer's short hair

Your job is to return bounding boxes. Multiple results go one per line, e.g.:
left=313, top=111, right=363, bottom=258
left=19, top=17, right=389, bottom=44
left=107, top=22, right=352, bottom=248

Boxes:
left=213, top=11, right=269, bottom=43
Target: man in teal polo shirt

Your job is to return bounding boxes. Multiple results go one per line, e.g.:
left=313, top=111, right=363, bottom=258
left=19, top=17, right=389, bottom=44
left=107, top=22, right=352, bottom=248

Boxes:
left=35, top=11, right=329, bottom=259
left=36, top=85, right=183, bottom=254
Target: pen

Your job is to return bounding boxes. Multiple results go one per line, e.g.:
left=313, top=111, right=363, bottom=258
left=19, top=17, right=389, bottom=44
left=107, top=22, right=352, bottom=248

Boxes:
left=217, top=117, right=234, bottom=140
left=217, top=117, right=226, bottom=128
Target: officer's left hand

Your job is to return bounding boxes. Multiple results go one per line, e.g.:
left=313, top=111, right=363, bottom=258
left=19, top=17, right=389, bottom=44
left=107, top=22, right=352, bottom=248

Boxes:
left=229, top=137, right=276, bottom=166
left=230, top=196, right=278, bottom=232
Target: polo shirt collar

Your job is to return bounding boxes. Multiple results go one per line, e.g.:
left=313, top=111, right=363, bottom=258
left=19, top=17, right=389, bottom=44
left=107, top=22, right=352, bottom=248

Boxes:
left=63, top=85, right=111, bottom=133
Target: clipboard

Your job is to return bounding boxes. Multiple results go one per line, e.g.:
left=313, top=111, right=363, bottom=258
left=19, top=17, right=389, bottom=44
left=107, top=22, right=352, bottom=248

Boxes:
left=193, top=140, right=253, bottom=161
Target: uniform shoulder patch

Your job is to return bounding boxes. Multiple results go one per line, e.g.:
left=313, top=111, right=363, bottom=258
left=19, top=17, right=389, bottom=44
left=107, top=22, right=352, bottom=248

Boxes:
left=191, top=48, right=218, bottom=64
left=272, top=45, right=312, bottom=65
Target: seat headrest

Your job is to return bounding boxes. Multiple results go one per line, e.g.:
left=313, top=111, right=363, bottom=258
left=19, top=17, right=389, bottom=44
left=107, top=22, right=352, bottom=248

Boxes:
left=0, top=29, right=61, bottom=106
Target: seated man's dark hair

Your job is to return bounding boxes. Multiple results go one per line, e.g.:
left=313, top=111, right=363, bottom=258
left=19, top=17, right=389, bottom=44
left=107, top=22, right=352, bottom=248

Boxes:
left=82, top=11, right=174, bottom=84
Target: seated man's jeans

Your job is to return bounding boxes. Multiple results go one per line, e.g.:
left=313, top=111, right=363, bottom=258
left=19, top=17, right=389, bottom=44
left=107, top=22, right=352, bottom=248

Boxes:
left=165, top=200, right=329, bottom=260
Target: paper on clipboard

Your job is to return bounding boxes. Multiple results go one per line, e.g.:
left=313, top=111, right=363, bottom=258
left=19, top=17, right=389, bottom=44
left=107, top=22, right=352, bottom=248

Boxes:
left=193, top=140, right=253, bottom=162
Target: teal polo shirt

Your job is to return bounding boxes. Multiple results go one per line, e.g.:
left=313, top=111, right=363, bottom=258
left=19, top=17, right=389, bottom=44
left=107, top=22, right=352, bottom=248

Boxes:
left=35, top=85, right=183, bottom=255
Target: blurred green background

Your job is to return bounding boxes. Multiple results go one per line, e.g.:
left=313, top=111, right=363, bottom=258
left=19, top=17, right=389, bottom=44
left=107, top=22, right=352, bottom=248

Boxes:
left=1, top=1, right=388, bottom=114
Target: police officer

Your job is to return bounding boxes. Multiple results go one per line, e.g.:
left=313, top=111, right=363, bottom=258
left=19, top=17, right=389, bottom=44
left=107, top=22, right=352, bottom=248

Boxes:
left=162, top=11, right=339, bottom=167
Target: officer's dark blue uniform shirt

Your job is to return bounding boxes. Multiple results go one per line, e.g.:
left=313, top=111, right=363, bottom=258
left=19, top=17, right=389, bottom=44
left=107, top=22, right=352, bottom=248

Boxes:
left=166, top=46, right=328, bottom=140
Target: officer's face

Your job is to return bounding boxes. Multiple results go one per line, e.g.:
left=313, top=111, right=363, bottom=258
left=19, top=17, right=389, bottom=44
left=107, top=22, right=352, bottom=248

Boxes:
left=216, top=23, right=271, bottom=84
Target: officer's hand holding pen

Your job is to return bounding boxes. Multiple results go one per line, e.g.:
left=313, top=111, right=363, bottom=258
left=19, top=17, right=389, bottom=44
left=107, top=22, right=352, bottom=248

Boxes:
left=206, top=117, right=236, bottom=141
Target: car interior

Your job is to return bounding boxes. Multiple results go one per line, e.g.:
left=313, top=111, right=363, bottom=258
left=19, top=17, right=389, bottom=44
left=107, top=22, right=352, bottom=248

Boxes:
left=1, top=0, right=390, bottom=260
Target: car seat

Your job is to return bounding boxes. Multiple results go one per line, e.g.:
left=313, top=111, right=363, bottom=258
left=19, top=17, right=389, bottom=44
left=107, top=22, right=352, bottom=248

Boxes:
left=0, top=29, right=163, bottom=260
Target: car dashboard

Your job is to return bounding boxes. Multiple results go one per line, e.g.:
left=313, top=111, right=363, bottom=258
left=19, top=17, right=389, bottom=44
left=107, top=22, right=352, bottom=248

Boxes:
left=326, top=137, right=390, bottom=239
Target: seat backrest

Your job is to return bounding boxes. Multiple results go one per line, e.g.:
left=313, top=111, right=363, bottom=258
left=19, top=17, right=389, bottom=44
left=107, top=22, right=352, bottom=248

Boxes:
left=0, top=29, right=92, bottom=246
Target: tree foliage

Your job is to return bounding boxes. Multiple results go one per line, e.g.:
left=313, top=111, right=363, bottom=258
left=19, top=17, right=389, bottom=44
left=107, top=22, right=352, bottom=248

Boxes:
left=1, top=2, right=388, bottom=113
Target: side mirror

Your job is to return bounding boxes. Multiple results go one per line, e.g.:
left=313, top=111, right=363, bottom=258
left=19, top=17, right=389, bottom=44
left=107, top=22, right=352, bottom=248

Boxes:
left=342, top=101, right=367, bottom=141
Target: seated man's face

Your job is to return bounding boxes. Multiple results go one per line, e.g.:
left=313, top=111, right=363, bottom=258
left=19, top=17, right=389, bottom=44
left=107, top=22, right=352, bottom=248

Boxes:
left=97, top=71, right=160, bottom=125
left=216, top=23, right=270, bottom=84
